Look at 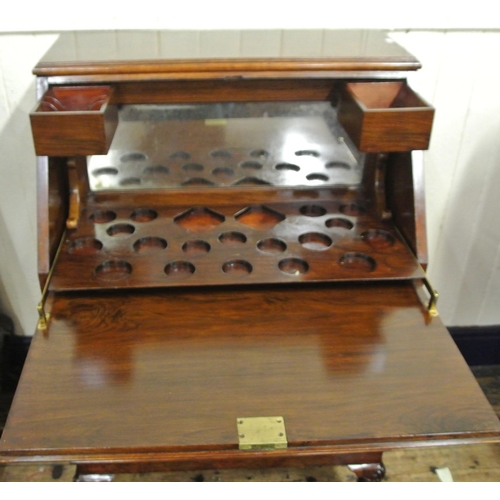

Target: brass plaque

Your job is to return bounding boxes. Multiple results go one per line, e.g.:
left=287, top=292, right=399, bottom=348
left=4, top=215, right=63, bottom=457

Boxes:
left=237, top=416, right=287, bottom=450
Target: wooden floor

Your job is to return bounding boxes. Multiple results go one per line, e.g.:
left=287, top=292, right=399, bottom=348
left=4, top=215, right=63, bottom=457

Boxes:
left=1, top=365, right=499, bottom=482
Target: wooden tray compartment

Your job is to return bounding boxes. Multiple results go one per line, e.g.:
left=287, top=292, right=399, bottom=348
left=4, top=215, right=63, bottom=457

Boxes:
left=30, top=86, right=118, bottom=156
left=337, top=82, right=434, bottom=152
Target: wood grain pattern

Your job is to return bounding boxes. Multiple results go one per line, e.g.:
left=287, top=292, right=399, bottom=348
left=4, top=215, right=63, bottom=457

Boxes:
left=34, top=60, right=421, bottom=78
left=30, top=86, right=118, bottom=156
left=338, top=82, right=434, bottom=152
left=1, top=282, right=498, bottom=469
left=33, top=30, right=420, bottom=80
left=50, top=194, right=424, bottom=291
left=386, top=152, right=428, bottom=268
left=37, top=157, right=68, bottom=287
left=109, top=79, right=339, bottom=105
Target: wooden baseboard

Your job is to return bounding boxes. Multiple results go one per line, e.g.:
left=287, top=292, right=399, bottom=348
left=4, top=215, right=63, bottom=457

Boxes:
left=448, top=326, right=500, bottom=366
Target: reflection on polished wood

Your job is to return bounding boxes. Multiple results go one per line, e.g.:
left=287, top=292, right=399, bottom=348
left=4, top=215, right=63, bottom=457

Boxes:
left=35, top=30, right=420, bottom=78
left=1, top=282, right=498, bottom=469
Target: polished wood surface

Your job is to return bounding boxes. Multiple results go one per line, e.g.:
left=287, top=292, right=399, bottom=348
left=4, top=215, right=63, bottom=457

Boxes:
left=338, top=82, right=434, bottom=152
left=34, top=30, right=420, bottom=78
left=37, top=157, right=68, bottom=286
left=386, top=152, right=428, bottom=268
left=30, top=86, right=118, bottom=156
left=51, top=193, right=424, bottom=291
left=1, top=282, right=498, bottom=465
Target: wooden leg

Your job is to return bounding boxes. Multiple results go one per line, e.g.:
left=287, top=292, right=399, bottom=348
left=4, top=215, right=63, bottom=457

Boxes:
left=348, top=462, right=386, bottom=482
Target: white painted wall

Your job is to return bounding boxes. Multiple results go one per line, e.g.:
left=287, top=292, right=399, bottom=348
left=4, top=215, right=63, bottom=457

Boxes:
left=0, top=1, right=498, bottom=31
left=1, top=5, right=500, bottom=333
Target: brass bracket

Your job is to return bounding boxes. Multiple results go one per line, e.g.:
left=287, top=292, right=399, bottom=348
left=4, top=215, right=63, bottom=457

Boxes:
left=422, top=278, right=439, bottom=317
left=237, top=416, right=288, bottom=450
left=37, top=230, right=66, bottom=330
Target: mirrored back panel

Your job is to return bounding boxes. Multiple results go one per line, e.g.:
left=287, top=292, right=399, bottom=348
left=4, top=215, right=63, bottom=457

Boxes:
left=87, top=102, right=363, bottom=192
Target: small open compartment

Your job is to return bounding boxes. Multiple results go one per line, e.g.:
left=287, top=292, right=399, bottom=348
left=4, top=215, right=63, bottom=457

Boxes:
left=30, top=86, right=118, bottom=156
left=337, top=82, right=434, bottom=152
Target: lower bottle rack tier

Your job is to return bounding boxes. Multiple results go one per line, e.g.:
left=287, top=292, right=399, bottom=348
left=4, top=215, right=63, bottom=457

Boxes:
left=50, top=193, right=424, bottom=291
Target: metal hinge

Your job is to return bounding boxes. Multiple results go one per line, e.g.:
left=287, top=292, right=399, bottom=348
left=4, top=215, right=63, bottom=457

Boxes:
left=237, top=416, right=288, bottom=450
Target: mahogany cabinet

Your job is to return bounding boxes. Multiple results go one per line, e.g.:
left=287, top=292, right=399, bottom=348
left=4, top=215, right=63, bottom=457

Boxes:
left=0, top=30, right=499, bottom=481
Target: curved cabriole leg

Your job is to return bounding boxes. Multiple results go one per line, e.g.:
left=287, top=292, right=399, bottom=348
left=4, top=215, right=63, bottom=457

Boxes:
left=348, top=462, right=386, bottom=482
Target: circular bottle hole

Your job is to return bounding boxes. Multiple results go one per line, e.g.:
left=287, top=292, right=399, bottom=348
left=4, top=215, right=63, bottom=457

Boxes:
left=130, top=208, right=158, bottom=222
left=95, top=260, right=132, bottom=281
left=119, top=177, right=141, bottom=186
left=93, top=167, right=119, bottom=177
left=120, top=152, right=147, bottom=162
left=133, top=237, right=167, bottom=253
left=250, top=149, right=270, bottom=159
left=325, top=218, right=354, bottom=230
left=164, top=261, right=195, bottom=279
left=182, top=163, right=204, bottom=172
left=326, top=161, right=350, bottom=169
left=300, top=205, right=326, bottom=217
left=90, top=210, right=116, bottom=223
left=295, top=150, right=320, bottom=157
left=218, top=231, right=247, bottom=245
left=181, top=177, right=215, bottom=187
left=275, top=163, right=300, bottom=172
left=306, top=173, right=329, bottom=182
left=210, top=149, right=231, bottom=159
left=233, top=177, right=271, bottom=186
left=361, top=229, right=395, bottom=249
left=278, top=258, right=309, bottom=275
left=212, top=167, right=234, bottom=177
left=143, top=165, right=170, bottom=175
left=182, top=240, right=211, bottom=255
left=339, top=252, right=376, bottom=272
left=257, top=238, right=287, bottom=254
left=298, top=232, right=333, bottom=250
left=170, top=151, right=191, bottom=160
left=106, top=223, right=135, bottom=237
left=340, top=203, right=365, bottom=216
left=239, top=160, right=263, bottom=170
left=68, top=237, right=103, bottom=255
left=222, top=260, right=252, bottom=277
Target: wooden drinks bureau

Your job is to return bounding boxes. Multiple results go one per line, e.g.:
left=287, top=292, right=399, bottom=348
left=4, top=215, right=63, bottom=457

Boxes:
left=1, top=30, right=499, bottom=481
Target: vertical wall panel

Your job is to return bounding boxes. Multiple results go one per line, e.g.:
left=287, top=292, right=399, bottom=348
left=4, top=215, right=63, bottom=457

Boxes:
left=160, top=31, right=200, bottom=58
left=0, top=34, right=58, bottom=335
left=240, top=30, right=281, bottom=57
left=426, top=32, right=500, bottom=325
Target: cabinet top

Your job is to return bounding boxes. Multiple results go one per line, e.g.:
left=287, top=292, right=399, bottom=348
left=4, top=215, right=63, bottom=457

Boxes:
left=33, top=30, right=420, bottom=78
